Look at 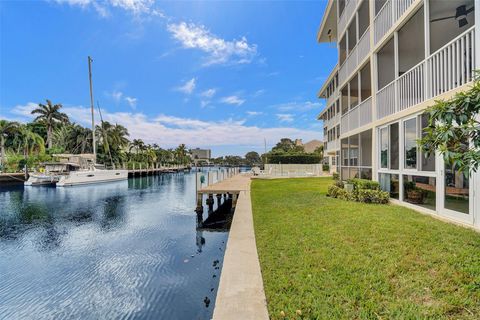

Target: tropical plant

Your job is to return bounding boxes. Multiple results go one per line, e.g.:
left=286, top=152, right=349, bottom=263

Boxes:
left=419, top=73, right=480, bottom=176
left=0, top=120, right=19, bottom=167
left=31, top=100, right=69, bottom=149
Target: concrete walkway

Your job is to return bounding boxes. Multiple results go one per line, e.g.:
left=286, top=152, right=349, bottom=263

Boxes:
left=212, top=176, right=269, bottom=320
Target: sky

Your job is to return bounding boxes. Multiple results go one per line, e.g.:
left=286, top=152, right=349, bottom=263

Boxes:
left=0, top=0, right=337, bottom=157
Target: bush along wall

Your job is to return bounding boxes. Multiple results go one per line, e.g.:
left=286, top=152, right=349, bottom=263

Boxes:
left=327, top=178, right=389, bottom=204
left=267, top=154, right=321, bottom=164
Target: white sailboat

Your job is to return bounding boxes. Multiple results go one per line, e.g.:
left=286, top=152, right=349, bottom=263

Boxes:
left=56, top=56, right=128, bottom=187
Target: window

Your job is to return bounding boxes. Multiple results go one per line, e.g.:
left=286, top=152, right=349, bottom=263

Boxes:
left=390, top=122, right=399, bottom=169
left=419, top=114, right=435, bottom=171
left=444, top=162, right=469, bottom=214
left=380, top=127, right=389, bottom=168
left=403, top=175, right=436, bottom=211
left=349, top=135, right=359, bottom=166
left=349, top=75, right=359, bottom=109
left=379, top=173, right=399, bottom=199
left=360, top=130, right=372, bottom=166
left=341, top=138, right=349, bottom=166
left=404, top=118, right=417, bottom=169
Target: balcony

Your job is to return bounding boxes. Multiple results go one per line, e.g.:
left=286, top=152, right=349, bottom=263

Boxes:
left=338, top=27, right=371, bottom=86
left=325, top=139, right=340, bottom=153
left=341, top=96, right=373, bottom=135
left=374, top=0, right=417, bottom=45
left=338, top=0, right=357, bottom=38
left=376, top=27, right=476, bottom=119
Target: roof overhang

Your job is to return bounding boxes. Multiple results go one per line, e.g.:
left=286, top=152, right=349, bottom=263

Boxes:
left=316, top=0, right=337, bottom=43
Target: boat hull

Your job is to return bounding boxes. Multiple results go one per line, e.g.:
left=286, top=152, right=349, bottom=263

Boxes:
left=56, top=170, right=128, bottom=187
left=25, top=174, right=60, bottom=186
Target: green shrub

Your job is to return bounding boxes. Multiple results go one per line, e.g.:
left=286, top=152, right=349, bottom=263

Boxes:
left=337, top=188, right=354, bottom=201
left=348, top=178, right=380, bottom=191
left=334, top=180, right=344, bottom=188
left=322, top=164, right=330, bottom=171
left=357, top=189, right=390, bottom=204
left=327, top=185, right=342, bottom=198
left=332, top=172, right=339, bottom=180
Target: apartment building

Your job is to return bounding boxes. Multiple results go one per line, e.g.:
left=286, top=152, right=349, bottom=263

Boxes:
left=317, top=0, right=479, bottom=229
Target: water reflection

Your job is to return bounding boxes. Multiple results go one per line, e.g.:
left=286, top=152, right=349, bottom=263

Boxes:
left=0, top=173, right=229, bottom=319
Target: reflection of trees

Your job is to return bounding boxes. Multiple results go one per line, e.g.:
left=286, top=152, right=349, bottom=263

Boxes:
left=405, top=147, right=417, bottom=167
left=380, top=150, right=388, bottom=167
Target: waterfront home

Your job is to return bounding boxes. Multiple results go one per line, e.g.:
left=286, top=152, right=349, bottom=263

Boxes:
left=316, top=0, right=479, bottom=230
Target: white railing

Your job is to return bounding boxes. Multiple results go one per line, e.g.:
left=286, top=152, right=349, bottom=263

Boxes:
left=427, top=27, right=475, bottom=99
left=358, top=97, right=372, bottom=127
left=340, top=96, right=372, bottom=136
left=338, top=0, right=357, bottom=38
left=347, top=44, right=359, bottom=77
left=398, top=61, right=424, bottom=111
left=338, top=28, right=371, bottom=87
left=339, top=61, right=347, bottom=86
left=341, top=113, right=349, bottom=133
left=326, top=89, right=338, bottom=109
left=326, top=139, right=340, bottom=152
left=376, top=27, right=476, bottom=120
left=374, top=0, right=393, bottom=44
left=357, top=27, right=370, bottom=64
left=374, top=0, right=416, bottom=45
left=376, top=80, right=396, bottom=119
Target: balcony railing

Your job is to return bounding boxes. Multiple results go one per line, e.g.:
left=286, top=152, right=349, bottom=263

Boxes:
left=341, top=96, right=372, bottom=135
left=326, top=139, right=340, bottom=152
left=338, top=28, right=371, bottom=86
left=376, top=27, right=475, bottom=120
left=374, top=0, right=416, bottom=45
left=338, top=0, right=357, bottom=38
left=326, top=89, right=338, bottom=109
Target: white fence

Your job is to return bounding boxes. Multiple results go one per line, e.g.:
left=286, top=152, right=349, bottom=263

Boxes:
left=376, top=27, right=476, bottom=120
left=196, top=167, right=240, bottom=189
left=339, top=28, right=371, bottom=87
left=264, top=164, right=324, bottom=177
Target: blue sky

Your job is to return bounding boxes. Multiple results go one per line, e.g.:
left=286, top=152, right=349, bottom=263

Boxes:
left=0, top=0, right=336, bottom=157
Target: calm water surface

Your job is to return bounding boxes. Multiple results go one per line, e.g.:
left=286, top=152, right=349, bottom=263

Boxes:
left=0, top=172, right=228, bottom=320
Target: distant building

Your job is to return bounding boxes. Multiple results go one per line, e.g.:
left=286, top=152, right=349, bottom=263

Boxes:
left=190, top=148, right=211, bottom=162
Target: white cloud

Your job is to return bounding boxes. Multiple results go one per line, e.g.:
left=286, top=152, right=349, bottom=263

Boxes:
left=125, top=96, right=137, bottom=109
left=8, top=102, right=320, bottom=151
left=246, top=111, right=263, bottom=116
left=220, top=95, right=245, bottom=106
left=273, top=101, right=322, bottom=112
left=167, top=22, right=257, bottom=66
left=109, top=90, right=124, bottom=102
left=252, top=89, right=265, bottom=97
left=201, top=88, right=216, bottom=98
left=53, top=0, right=164, bottom=18
left=276, top=113, right=294, bottom=123
left=175, top=78, right=196, bottom=95
left=200, top=100, right=210, bottom=108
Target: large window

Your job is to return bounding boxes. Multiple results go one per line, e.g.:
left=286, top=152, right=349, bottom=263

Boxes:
left=380, top=127, right=388, bottom=168
left=444, top=162, right=470, bottom=214
left=390, top=122, right=399, bottom=169
left=404, top=118, right=417, bottom=169
left=403, top=175, right=436, bottom=211
left=340, top=129, right=373, bottom=180
left=349, top=134, right=359, bottom=166
left=419, top=114, right=435, bottom=171
left=379, top=173, right=399, bottom=199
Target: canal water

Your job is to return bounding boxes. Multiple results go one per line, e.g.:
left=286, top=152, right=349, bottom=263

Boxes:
left=0, top=172, right=228, bottom=320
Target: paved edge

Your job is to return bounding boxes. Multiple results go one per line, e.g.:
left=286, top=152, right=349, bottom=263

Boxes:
left=212, top=181, right=269, bottom=320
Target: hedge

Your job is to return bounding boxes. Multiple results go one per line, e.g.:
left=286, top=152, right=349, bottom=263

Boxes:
left=267, top=154, right=322, bottom=164
left=347, top=178, right=380, bottom=191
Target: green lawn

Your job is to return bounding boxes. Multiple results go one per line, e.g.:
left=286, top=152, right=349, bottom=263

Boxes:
left=252, top=177, right=480, bottom=320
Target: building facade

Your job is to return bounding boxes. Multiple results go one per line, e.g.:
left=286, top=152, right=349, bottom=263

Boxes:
left=190, top=148, right=212, bottom=162
left=317, top=0, right=479, bottom=230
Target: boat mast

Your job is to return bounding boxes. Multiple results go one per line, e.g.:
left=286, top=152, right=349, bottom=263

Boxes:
left=88, top=56, right=96, bottom=162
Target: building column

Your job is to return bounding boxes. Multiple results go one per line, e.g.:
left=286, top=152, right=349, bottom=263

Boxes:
left=476, top=0, right=480, bottom=70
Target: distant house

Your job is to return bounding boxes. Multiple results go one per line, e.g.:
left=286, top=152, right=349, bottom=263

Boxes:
left=294, top=139, right=323, bottom=153
left=190, top=148, right=211, bottom=163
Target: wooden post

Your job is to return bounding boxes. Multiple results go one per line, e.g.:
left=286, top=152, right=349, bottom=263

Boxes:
left=196, top=193, right=203, bottom=213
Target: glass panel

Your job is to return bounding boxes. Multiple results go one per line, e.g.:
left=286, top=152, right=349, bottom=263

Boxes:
left=360, top=129, right=372, bottom=166
left=420, top=114, right=435, bottom=171
left=379, top=173, right=400, bottom=199
left=341, top=138, right=349, bottom=166
left=444, top=163, right=469, bottom=214
left=404, top=118, right=417, bottom=169
left=403, top=175, right=436, bottom=210
left=349, top=135, right=359, bottom=166
left=390, top=122, right=399, bottom=170
left=380, top=127, right=388, bottom=168
left=349, top=75, right=359, bottom=109
left=350, top=167, right=359, bottom=179
left=360, top=168, right=372, bottom=180
left=341, top=167, right=349, bottom=180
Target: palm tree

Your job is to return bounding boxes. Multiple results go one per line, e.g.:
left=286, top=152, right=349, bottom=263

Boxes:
left=175, top=144, right=188, bottom=165
left=31, top=100, right=69, bottom=149
left=0, top=120, right=19, bottom=168
left=17, top=125, right=45, bottom=158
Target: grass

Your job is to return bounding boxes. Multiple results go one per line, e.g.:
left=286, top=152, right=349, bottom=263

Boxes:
left=251, top=177, right=480, bottom=320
